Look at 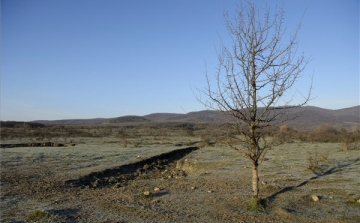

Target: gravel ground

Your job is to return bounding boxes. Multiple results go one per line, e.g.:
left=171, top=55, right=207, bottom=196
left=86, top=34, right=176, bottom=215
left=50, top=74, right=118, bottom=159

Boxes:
left=1, top=137, right=360, bottom=222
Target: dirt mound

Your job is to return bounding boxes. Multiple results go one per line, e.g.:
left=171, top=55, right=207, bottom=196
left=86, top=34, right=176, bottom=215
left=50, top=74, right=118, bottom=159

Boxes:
left=65, top=146, right=199, bottom=188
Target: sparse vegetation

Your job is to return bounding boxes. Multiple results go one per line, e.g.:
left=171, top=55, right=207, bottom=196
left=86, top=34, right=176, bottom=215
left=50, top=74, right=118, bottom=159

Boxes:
left=296, top=124, right=360, bottom=144
left=307, top=152, right=320, bottom=171
left=346, top=197, right=360, bottom=207
left=1, top=124, right=360, bottom=222
left=245, top=198, right=268, bottom=212
left=1, top=111, right=359, bottom=222
left=25, top=210, right=49, bottom=222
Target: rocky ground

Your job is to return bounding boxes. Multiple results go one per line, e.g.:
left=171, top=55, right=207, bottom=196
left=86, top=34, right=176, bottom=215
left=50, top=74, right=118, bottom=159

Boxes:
left=1, top=137, right=360, bottom=222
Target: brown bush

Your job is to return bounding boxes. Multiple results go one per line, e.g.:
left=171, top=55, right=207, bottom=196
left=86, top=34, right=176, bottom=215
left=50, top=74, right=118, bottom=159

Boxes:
left=314, top=124, right=338, bottom=135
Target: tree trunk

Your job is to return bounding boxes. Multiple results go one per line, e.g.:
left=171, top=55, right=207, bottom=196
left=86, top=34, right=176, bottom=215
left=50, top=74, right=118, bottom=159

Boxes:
left=251, top=161, right=259, bottom=199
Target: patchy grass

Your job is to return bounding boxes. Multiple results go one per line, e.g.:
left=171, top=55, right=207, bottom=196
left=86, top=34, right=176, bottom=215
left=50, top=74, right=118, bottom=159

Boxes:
left=245, top=198, right=269, bottom=212
left=346, top=197, right=360, bottom=207
left=25, top=210, right=49, bottom=222
left=1, top=138, right=359, bottom=222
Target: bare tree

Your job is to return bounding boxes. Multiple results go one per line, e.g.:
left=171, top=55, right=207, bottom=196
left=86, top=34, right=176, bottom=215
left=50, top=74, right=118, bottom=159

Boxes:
left=199, top=2, right=312, bottom=203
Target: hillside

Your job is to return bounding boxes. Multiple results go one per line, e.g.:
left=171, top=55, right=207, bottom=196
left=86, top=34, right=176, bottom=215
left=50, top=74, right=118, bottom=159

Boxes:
left=108, top=116, right=150, bottom=123
left=27, top=106, right=360, bottom=129
left=31, top=118, right=106, bottom=126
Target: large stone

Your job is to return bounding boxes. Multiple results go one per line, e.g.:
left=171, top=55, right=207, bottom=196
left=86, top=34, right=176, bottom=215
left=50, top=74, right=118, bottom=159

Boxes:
left=311, top=195, right=320, bottom=202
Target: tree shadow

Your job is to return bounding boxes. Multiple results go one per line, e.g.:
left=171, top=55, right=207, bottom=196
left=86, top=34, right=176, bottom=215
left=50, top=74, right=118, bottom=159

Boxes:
left=266, top=158, right=360, bottom=203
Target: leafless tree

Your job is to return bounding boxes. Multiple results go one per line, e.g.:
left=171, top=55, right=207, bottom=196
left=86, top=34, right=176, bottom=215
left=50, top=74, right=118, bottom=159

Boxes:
left=198, top=2, right=312, bottom=203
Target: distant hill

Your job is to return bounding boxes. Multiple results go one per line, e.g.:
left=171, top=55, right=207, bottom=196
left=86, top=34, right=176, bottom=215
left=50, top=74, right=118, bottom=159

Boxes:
left=144, top=110, right=225, bottom=122
left=143, top=113, right=185, bottom=121
left=284, top=106, right=360, bottom=129
left=108, top=116, right=150, bottom=123
left=0, top=121, right=45, bottom=128
left=31, top=118, right=106, bottom=126
left=26, top=106, right=359, bottom=129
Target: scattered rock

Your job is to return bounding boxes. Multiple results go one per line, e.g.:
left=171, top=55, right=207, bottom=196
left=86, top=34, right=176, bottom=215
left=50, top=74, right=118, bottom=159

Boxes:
left=136, top=155, right=141, bottom=159
left=154, top=187, right=161, bottom=192
left=191, top=186, right=196, bottom=190
left=143, top=191, right=151, bottom=196
left=261, top=181, right=267, bottom=185
left=92, top=179, right=101, bottom=188
left=207, top=190, right=213, bottom=193
left=357, top=199, right=360, bottom=203
left=311, top=195, right=320, bottom=202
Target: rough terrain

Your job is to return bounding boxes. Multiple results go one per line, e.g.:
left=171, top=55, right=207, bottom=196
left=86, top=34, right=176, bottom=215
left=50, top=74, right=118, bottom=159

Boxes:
left=1, top=136, right=360, bottom=222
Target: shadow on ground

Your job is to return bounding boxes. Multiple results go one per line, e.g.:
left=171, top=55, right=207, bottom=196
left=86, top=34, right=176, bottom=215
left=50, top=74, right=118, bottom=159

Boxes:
left=267, top=158, right=360, bottom=202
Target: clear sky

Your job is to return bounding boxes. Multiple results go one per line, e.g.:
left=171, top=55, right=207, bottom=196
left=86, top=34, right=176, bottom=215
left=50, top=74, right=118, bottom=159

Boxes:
left=1, top=0, right=359, bottom=121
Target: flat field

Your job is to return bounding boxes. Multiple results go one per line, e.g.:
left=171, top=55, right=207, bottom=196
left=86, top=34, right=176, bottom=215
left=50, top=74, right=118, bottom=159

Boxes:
left=1, top=136, right=360, bottom=222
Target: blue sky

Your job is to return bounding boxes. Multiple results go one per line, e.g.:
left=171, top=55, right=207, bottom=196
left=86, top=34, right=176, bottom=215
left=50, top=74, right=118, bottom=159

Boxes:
left=1, top=0, right=359, bottom=121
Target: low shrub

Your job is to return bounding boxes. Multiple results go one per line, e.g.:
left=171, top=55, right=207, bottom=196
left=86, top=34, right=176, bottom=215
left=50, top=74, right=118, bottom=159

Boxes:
left=245, top=198, right=268, bottom=212
left=25, top=210, right=49, bottom=222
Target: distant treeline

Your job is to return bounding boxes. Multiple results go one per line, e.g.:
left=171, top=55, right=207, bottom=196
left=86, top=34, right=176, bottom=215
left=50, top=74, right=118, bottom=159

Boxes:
left=0, top=121, right=45, bottom=128
left=1, top=121, right=360, bottom=146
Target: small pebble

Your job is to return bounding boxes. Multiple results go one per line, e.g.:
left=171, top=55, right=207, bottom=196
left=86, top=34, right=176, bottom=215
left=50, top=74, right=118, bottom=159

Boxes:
left=154, top=187, right=161, bottom=192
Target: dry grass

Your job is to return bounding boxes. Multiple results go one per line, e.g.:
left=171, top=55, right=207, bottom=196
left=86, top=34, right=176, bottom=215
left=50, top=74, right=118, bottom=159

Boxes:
left=1, top=133, right=360, bottom=222
left=25, top=210, right=49, bottom=222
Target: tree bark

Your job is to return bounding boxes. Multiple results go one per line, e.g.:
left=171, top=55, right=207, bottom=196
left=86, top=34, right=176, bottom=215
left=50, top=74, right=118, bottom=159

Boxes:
left=251, top=161, right=259, bottom=199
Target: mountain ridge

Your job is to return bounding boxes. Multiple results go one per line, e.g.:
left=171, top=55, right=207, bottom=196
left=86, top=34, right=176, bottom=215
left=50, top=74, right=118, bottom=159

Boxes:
left=27, top=105, right=360, bottom=129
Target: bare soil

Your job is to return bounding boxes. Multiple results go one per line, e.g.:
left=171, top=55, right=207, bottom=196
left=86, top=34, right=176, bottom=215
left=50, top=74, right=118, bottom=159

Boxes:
left=1, top=136, right=360, bottom=222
